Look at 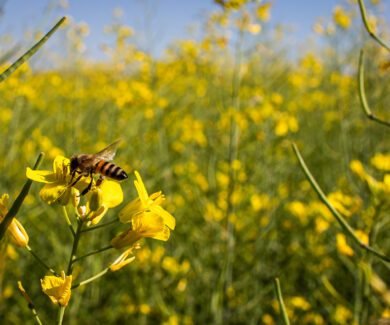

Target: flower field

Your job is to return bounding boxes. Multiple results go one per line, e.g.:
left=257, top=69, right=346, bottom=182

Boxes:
left=0, top=1, right=389, bottom=324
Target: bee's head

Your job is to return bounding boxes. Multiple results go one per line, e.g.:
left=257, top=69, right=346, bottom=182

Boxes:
left=70, top=156, right=78, bottom=173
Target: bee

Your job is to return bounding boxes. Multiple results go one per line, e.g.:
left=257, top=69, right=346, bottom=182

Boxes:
left=69, top=140, right=128, bottom=195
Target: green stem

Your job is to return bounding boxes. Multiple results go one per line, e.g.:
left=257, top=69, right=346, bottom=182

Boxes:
left=273, top=278, right=290, bottom=325
left=26, top=245, right=59, bottom=276
left=0, top=152, right=44, bottom=240
left=62, top=206, right=75, bottom=237
left=0, top=17, right=66, bottom=82
left=357, top=0, right=390, bottom=51
left=72, top=245, right=113, bottom=264
left=72, top=268, right=110, bottom=289
left=292, top=143, right=390, bottom=263
left=80, top=218, right=119, bottom=233
left=57, top=219, right=84, bottom=325
left=358, top=50, right=390, bottom=128
left=57, top=306, right=65, bottom=325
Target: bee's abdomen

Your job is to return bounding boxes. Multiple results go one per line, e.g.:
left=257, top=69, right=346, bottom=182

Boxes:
left=95, top=161, right=128, bottom=181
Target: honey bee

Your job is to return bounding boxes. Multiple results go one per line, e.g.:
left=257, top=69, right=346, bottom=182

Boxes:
left=69, top=140, right=128, bottom=195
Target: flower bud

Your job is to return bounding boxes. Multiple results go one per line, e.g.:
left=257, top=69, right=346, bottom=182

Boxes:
left=8, top=219, right=29, bottom=247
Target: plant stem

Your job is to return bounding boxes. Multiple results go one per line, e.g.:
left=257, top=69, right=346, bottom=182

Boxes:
left=72, top=268, right=110, bottom=289
left=26, top=245, right=59, bottom=276
left=17, top=281, right=43, bottom=325
left=57, top=218, right=84, bottom=325
left=0, top=17, right=66, bottom=82
left=80, top=218, right=119, bottom=233
left=0, top=152, right=44, bottom=240
left=72, top=245, right=113, bottom=264
left=273, top=278, right=290, bottom=325
left=358, top=50, right=390, bottom=128
left=292, top=143, right=390, bottom=263
left=357, top=0, right=390, bottom=51
left=62, top=206, right=75, bottom=237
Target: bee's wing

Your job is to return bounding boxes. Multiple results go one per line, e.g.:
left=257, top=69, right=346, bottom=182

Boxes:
left=94, top=140, right=121, bottom=161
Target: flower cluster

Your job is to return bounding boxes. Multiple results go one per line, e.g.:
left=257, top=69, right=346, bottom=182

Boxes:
left=24, top=155, right=175, bottom=310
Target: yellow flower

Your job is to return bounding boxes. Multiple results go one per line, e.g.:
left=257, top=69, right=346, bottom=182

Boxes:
left=112, top=212, right=172, bottom=249
left=41, top=271, right=72, bottom=306
left=336, top=233, right=354, bottom=256
left=256, top=2, right=272, bottom=22
left=371, top=153, right=390, bottom=171
left=84, top=179, right=124, bottom=225
left=119, top=171, right=175, bottom=228
left=26, top=156, right=86, bottom=205
left=0, top=194, right=29, bottom=247
left=333, top=6, right=351, bottom=29
left=112, top=171, right=175, bottom=249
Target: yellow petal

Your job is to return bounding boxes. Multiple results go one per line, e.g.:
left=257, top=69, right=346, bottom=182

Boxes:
left=26, top=168, right=57, bottom=184
left=53, top=156, right=70, bottom=177
left=100, top=180, right=123, bottom=208
left=110, top=248, right=136, bottom=271
left=150, top=205, right=176, bottom=230
left=119, top=198, right=142, bottom=223
left=41, top=271, right=72, bottom=306
left=134, top=171, right=149, bottom=204
left=111, top=229, right=142, bottom=249
left=39, top=183, right=69, bottom=205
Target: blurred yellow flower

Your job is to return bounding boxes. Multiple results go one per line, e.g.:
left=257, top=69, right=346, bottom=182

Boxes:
left=370, top=153, right=390, bottom=171
left=336, top=233, right=354, bottom=256
left=0, top=194, right=29, bottom=247
left=41, top=271, right=72, bottom=306
left=290, top=296, right=311, bottom=310
left=256, top=3, right=272, bottom=22
left=333, top=6, right=351, bottom=29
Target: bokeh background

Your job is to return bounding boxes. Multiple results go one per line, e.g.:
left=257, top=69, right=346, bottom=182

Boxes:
left=0, top=0, right=389, bottom=324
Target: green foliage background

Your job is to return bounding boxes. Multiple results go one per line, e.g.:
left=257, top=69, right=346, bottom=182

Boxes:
left=0, top=1, right=389, bottom=324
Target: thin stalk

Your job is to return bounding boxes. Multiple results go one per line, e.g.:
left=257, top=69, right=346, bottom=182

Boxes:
left=72, top=245, right=113, bottom=264
left=357, top=0, right=390, bottom=51
left=62, top=206, right=75, bottom=237
left=26, top=245, right=59, bottom=276
left=17, top=281, right=43, bottom=325
left=0, top=152, right=44, bottom=240
left=72, top=268, right=110, bottom=289
left=0, top=17, right=66, bottom=82
left=358, top=50, right=390, bottom=128
left=57, top=218, right=84, bottom=325
left=292, top=143, right=390, bottom=263
left=80, top=218, right=119, bottom=233
left=273, top=278, right=290, bottom=325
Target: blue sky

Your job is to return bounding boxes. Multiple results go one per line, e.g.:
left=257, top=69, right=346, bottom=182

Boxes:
left=0, top=0, right=388, bottom=60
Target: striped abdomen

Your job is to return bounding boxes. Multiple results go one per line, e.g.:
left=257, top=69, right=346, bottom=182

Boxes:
left=94, top=160, right=128, bottom=180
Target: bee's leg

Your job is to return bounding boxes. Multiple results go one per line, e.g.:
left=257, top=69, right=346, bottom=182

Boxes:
left=96, top=175, right=105, bottom=187
left=69, top=173, right=83, bottom=188
left=81, top=171, right=94, bottom=196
